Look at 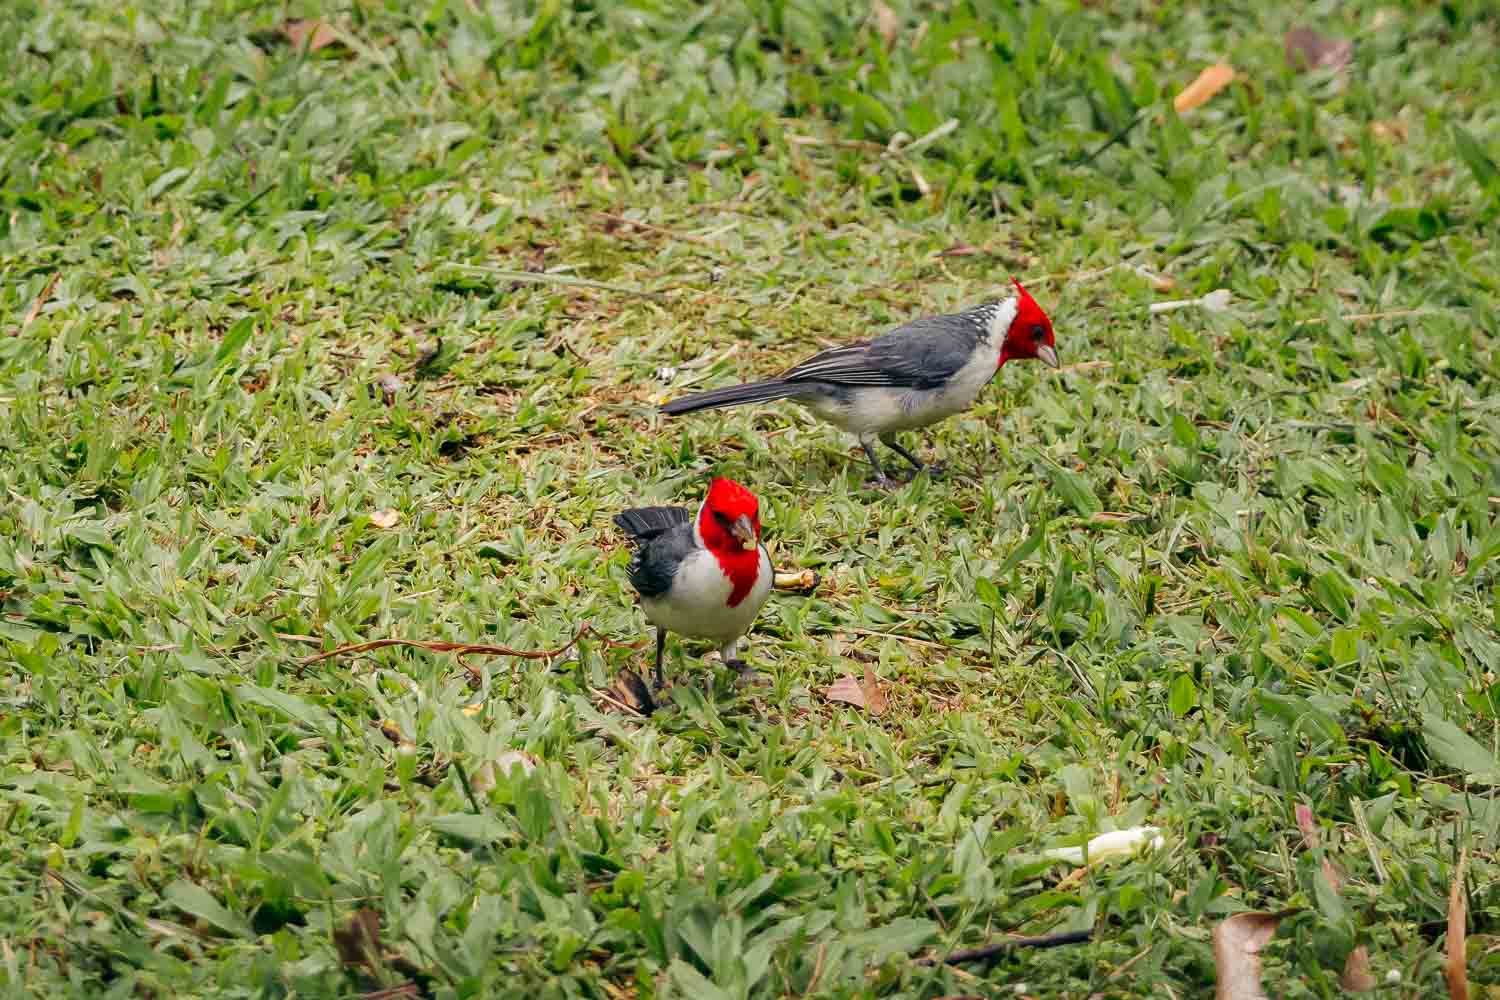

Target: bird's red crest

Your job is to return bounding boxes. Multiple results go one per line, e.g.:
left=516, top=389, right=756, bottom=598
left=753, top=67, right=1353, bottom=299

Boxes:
left=999, top=278, right=1057, bottom=368
left=698, top=478, right=763, bottom=606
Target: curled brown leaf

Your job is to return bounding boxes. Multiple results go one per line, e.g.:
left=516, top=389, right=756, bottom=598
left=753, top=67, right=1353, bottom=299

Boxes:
left=824, top=665, right=887, bottom=716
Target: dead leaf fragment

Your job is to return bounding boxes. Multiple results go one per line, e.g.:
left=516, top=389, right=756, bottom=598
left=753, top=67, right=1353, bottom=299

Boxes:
left=333, top=909, right=382, bottom=971
left=283, top=19, right=341, bottom=52
left=377, top=720, right=414, bottom=750
left=1285, top=27, right=1353, bottom=72
left=1212, top=910, right=1296, bottom=1000
left=1174, top=64, right=1236, bottom=114
left=871, top=0, right=899, bottom=48
left=599, top=668, right=656, bottom=716
left=824, top=665, right=887, bottom=716
left=1447, top=847, right=1469, bottom=1000
left=370, top=509, right=401, bottom=529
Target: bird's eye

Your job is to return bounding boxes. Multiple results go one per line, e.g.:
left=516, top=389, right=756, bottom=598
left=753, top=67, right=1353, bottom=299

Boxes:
left=1030, top=323, right=1045, bottom=337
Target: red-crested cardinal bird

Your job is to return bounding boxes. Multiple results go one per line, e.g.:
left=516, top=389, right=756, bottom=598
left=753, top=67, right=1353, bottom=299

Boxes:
left=660, top=279, right=1058, bottom=485
left=614, top=477, right=773, bottom=690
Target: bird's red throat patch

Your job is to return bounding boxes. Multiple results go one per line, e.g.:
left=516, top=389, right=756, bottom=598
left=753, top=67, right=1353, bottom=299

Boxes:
left=713, top=548, right=761, bottom=607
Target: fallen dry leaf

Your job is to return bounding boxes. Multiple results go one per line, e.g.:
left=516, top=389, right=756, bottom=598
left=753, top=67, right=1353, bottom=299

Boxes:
left=1447, top=847, right=1469, bottom=1000
left=599, top=668, right=656, bottom=716
left=1174, top=64, right=1236, bottom=114
left=1371, top=119, right=1408, bottom=144
left=936, top=242, right=984, bottom=258
left=370, top=509, right=401, bottom=529
left=1284, top=26, right=1353, bottom=72
left=871, top=0, right=899, bottom=48
left=377, top=720, right=414, bottom=750
left=283, top=19, right=341, bottom=52
left=1213, top=910, right=1296, bottom=1000
left=332, top=909, right=382, bottom=971
left=824, top=665, right=887, bottom=716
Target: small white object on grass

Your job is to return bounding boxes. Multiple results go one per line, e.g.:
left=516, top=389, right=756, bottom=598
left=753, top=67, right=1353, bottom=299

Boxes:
left=1042, top=826, right=1165, bottom=865
left=1149, top=289, right=1232, bottom=315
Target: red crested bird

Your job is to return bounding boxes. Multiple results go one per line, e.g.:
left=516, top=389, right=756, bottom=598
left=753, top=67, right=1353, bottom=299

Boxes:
left=660, top=279, right=1058, bottom=485
left=614, top=477, right=773, bottom=691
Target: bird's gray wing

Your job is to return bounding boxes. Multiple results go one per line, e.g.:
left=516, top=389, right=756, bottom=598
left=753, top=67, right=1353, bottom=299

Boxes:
left=624, top=521, right=697, bottom=599
left=780, top=309, right=993, bottom=391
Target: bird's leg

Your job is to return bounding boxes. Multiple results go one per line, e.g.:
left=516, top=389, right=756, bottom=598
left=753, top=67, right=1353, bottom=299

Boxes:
left=721, top=639, right=762, bottom=686
left=859, top=434, right=894, bottom=488
left=879, top=433, right=934, bottom=478
left=652, top=628, right=667, bottom=691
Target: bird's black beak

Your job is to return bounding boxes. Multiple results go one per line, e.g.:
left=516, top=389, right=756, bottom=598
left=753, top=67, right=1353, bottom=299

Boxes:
left=731, top=515, right=757, bottom=550
left=1037, top=344, right=1059, bottom=369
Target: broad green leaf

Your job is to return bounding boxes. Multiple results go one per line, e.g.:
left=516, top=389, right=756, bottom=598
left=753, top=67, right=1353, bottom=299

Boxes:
left=997, top=524, right=1046, bottom=577
left=1422, top=713, right=1500, bottom=784
left=1047, top=466, right=1101, bottom=517
left=235, top=684, right=336, bottom=734
left=163, top=879, right=252, bottom=938
left=1169, top=673, right=1198, bottom=717
left=1452, top=124, right=1500, bottom=194
left=212, top=315, right=257, bottom=371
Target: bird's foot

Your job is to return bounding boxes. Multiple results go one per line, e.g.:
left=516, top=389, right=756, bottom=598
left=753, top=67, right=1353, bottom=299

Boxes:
left=916, top=461, right=948, bottom=479
left=725, top=658, right=767, bottom=687
left=864, top=475, right=899, bottom=491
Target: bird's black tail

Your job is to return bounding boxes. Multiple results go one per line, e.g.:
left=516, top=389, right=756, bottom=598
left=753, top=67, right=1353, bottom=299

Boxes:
left=613, top=506, right=692, bottom=543
left=659, top=379, right=800, bottom=416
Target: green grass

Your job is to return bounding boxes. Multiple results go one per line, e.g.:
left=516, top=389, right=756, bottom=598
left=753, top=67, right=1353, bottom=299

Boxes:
left=3, top=0, right=1500, bottom=996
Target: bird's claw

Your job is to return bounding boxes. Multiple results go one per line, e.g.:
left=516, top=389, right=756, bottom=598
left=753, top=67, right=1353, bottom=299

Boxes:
left=725, top=658, right=766, bottom=687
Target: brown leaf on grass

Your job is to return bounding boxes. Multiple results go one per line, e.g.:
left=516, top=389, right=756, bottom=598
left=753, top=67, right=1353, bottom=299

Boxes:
left=376, top=720, right=414, bottom=750
left=1285, top=27, right=1353, bottom=72
left=283, top=19, right=341, bottom=52
left=370, top=509, right=401, bottom=529
left=1212, top=910, right=1296, bottom=1000
left=599, top=668, right=656, bottom=716
left=824, top=666, right=887, bottom=716
left=1174, top=64, right=1236, bottom=114
left=871, top=1, right=899, bottom=49
left=333, top=909, right=382, bottom=971
left=1447, top=847, right=1469, bottom=1000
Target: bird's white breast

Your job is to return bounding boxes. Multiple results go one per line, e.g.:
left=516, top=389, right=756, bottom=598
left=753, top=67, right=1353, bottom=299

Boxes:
left=640, top=546, right=772, bottom=643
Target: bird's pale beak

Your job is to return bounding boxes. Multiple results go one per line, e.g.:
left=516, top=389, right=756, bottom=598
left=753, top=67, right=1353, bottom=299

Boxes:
left=1037, top=344, right=1059, bottom=369
left=731, top=515, right=758, bottom=550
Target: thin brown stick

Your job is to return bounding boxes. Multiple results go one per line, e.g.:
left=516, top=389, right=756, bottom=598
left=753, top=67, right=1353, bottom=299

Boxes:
left=300, top=623, right=643, bottom=679
left=917, top=928, right=1093, bottom=966
left=597, top=211, right=722, bottom=251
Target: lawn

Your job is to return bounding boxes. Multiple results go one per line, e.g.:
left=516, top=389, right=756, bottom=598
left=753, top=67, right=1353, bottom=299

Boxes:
left=3, top=0, right=1499, bottom=996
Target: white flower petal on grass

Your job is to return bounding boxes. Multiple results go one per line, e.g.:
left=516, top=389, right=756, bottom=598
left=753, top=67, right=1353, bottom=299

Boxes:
left=1041, top=826, right=1165, bottom=865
